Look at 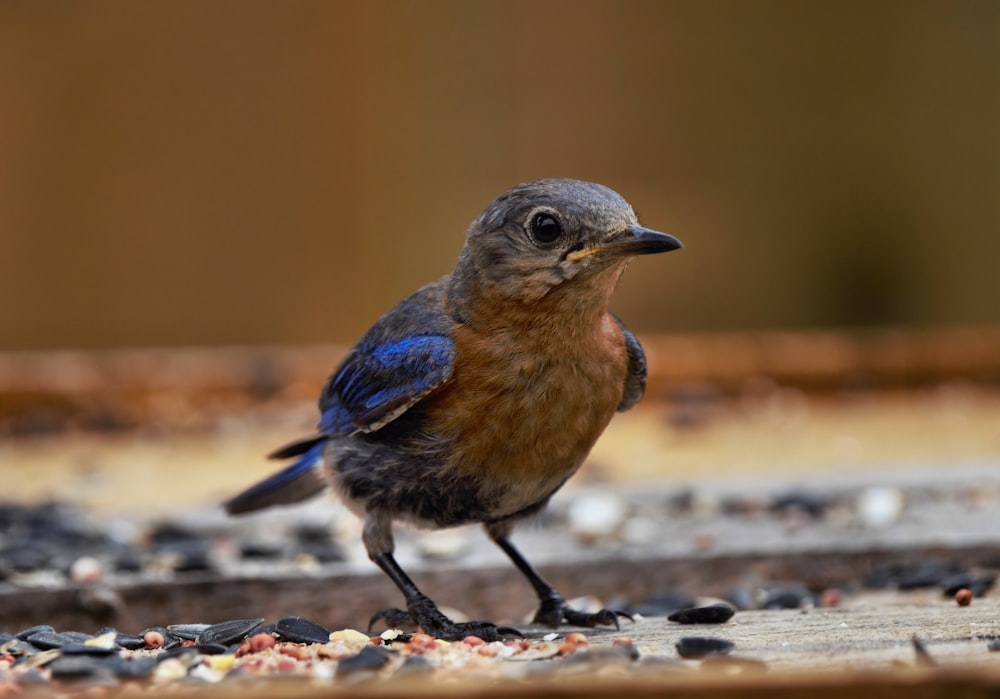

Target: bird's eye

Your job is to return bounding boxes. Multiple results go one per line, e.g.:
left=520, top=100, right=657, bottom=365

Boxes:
left=528, top=212, right=563, bottom=245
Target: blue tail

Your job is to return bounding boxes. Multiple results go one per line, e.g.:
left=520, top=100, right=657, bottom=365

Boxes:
left=224, top=440, right=328, bottom=515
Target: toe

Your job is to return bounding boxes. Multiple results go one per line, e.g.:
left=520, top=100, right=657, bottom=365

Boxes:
left=368, top=607, right=416, bottom=633
left=560, top=607, right=634, bottom=630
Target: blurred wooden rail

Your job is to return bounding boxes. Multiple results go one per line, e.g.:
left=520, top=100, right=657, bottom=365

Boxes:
left=1, top=326, right=998, bottom=433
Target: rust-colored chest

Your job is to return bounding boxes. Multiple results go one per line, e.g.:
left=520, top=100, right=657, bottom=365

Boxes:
left=420, top=313, right=628, bottom=518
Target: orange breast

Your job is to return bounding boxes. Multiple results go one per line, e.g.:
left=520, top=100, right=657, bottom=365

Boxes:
left=422, top=313, right=628, bottom=519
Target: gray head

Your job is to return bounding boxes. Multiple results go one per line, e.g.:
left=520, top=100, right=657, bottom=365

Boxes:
left=452, top=179, right=682, bottom=305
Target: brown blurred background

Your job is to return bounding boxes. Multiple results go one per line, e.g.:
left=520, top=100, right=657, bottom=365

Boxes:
left=1, top=0, right=998, bottom=351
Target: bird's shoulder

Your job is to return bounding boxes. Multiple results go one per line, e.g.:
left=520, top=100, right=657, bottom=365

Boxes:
left=318, top=277, right=458, bottom=434
left=609, top=313, right=647, bottom=412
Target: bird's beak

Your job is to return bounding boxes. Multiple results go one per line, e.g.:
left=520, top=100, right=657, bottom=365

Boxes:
left=565, top=225, right=683, bottom=262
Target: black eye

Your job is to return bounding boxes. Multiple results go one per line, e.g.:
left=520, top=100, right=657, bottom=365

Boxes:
left=529, top=212, right=563, bottom=245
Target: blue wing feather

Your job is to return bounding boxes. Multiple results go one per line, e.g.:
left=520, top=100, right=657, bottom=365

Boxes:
left=329, top=336, right=454, bottom=430
left=225, top=280, right=457, bottom=515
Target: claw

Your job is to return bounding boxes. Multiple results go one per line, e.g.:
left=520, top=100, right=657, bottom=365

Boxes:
left=368, top=603, right=523, bottom=641
left=368, top=607, right=417, bottom=633
left=536, top=599, right=634, bottom=630
left=495, top=626, right=526, bottom=639
left=433, top=621, right=523, bottom=642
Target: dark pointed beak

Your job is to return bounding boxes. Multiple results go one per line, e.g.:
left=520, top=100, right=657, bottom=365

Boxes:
left=616, top=225, right=683, bottom=256
left=565, top=225, right=683, bottom=262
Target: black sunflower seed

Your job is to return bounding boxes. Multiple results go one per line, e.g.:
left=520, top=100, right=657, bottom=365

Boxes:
left=60, top=631, right=95, bottom=644
left=0, top=638, right=37, bottom=658
left=675, top=637, right=735, bottom=659
left=60, top=643, right=117, bottom=656
left=14, top=625, right=54, bottom=641
left=396, top=654, right=432, bottom=675
left=47, top=655, right=115, bottom=680
left=275, top=616, right=331, bottom=644
left=941, top=572, right=996, bottom=597
left=197, top=618, right=264, bottom=646
left=15, top=668, right=47, bottom=685
left=114, top=633, right=147, bottom=651
left=156, top=646, right=202, bottom=663
left=668, top=603, right=735, bottom=625
left=112, top=656, right=158, bottom=679
left=167, top=623, right=210, bottom=641
left=193, top=643, right=230, bottom=655
left=24, top=631, right=71, bottom=650
left=335, top=645, right=393, bottom=678
left=761, top=585, right=816, bottom=610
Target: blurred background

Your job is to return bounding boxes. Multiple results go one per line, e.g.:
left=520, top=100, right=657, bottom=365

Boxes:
left=1, top=2, right=1000, bottom=640
left=2, top=0, right=998, bottom=351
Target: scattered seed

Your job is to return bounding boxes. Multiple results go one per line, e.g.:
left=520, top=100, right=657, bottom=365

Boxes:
left=15, top=625, right=55, bottom=641
left=197, top=618, right=264, bottom=646
left=48, top=655, right=115, bottom=680
left=275, top=616, right=331, bottom=644
left=156, top=646, right=202, bottom=664
left=955, top=588, right=974, bottom=607
left=60, top=642, right=118, bottom=656
left=335, top=645, right=393, bottom=678
left=895, top=561, right=959, bottom=590
left=166, top=623, right=209, bottom=641
left=397, top=654, right=433, bottom=675
left=820, top=588, right=843, bottom=608
left=112, top=656, right=158, bottom=679
left=761, top=585, right=816, bottom=610
left=249, top=633, right=276, bottom=653
left=114, top=633, right=147, bottom=651
left=771, top=491, right=828, bottom=519
left=942, top=572, right=996, bottom=598
left=610, top=638, right=640, bottom=661
left=14, top=669, right=48, bottom=685
left=25, top=630, right=72, bottom=650
left=143, top=630, right=164, bottom=649
left=668, top=603, right=735, bottom=625
left=675, top=637, right=735, bottom=659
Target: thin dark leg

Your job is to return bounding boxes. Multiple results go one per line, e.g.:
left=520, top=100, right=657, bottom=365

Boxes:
left=491, top=535, right=565, bottom=615
left=368, top=552, right=523, bottom=641
left=491, top=533, right=631, bottom=629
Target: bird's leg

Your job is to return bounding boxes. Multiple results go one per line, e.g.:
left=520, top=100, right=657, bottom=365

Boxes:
left=363, top=513, right=522, bottom=641
left=487, top=523, right=632, bottom=630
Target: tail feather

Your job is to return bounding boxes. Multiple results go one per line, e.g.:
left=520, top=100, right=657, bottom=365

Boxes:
left=267, top=435, right=327, bottom=460
left=224, top=440, right=328, bottom=515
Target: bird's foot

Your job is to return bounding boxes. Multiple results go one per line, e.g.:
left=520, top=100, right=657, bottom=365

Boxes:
left=533, top=593, right=633, bottom=630
left=368, top=597, right=523, bottom=642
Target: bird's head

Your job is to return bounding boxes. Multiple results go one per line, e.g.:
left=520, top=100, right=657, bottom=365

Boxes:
left=451, top=179, right=682, bottom=307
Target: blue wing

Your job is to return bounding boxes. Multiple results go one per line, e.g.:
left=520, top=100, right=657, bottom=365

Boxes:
left=320, top=334, right=455, bottom=434
left=225, top=280, right=457, bottom=515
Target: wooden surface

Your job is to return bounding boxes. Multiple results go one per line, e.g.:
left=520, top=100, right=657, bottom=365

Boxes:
left=2, top=330, right=999, bottom=695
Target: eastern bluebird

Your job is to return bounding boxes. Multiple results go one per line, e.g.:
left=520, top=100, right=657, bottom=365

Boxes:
left=226, top=179, right=682, bottom=640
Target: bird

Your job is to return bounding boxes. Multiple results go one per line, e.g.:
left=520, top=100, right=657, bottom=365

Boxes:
left=225, top=178, right=682, bottom=641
